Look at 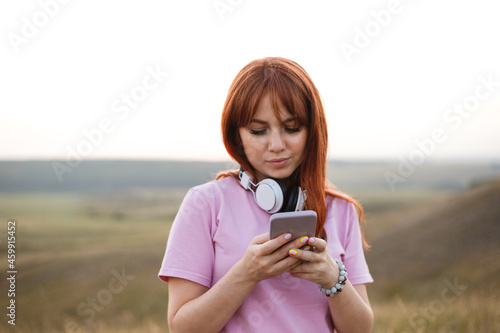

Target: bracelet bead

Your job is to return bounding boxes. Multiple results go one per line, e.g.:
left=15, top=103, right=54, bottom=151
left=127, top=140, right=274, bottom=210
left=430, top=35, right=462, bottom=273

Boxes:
left=317, top=258, right=347, bottom=297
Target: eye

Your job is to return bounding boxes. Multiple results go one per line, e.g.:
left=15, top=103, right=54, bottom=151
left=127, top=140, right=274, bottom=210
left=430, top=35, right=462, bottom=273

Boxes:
left=285, top=127, right=302, bottom=133
left=250, top=129, right=266, bottom=135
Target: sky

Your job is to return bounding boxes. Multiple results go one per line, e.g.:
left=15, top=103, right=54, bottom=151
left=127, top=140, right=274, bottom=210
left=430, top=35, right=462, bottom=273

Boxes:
left=1, top=0, right=499, bottom=163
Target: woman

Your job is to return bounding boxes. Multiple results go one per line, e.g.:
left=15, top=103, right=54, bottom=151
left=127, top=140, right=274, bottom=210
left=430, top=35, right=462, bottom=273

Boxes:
left=159, top=57, right=374, bottom=332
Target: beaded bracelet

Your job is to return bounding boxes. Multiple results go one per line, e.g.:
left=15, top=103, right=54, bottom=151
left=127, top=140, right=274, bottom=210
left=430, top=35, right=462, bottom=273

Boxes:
left=318, top=258, right=347, bottom=297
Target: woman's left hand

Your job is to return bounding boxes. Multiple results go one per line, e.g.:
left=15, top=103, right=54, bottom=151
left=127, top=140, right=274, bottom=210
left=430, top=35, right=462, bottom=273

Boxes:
left=287, top=237, right=339, bottom=288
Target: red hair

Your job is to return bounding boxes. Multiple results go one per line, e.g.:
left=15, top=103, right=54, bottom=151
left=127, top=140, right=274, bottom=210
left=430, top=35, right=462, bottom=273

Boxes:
left=217, top=57, right=369, bottom=249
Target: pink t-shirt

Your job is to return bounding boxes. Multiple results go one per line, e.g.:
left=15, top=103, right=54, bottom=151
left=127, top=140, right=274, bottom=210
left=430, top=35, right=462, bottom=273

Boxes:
left=159, top=176, right=373, bottom=332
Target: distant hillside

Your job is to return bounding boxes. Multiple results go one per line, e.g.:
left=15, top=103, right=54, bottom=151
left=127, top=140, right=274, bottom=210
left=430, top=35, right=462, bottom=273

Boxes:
left=0, top=160, right=235, bottom=192
left=366, top=180, right=500, bottom=299
left=1, top=160, right=500, bottom=192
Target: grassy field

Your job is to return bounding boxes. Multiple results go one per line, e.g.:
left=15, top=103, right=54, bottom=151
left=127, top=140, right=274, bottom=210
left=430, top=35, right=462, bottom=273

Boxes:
left=0, top=181, right=499, bottom=332
left=364, top=181, right=500, bottom=333
left=0, top=189, right=187, bottom=332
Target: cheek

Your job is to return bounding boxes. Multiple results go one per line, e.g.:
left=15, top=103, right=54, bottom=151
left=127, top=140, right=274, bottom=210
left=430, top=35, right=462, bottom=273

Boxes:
left=240, top=134, right=266, bottom=150
left=244, top=141, right=266, bottom=157
left=291, top=133, right=308, bottom=152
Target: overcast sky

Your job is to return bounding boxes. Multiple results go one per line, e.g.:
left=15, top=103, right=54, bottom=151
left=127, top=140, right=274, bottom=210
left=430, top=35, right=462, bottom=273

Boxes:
left=1, top=0, right=499, bottom=162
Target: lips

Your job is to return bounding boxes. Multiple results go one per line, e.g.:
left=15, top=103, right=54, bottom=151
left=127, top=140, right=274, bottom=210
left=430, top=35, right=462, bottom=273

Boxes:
left=267, top=158, right=289, bottom=168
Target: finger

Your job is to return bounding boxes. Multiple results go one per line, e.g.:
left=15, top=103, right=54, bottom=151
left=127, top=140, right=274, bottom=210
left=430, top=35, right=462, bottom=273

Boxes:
left=287, top=236, right=314, bottom=258
left=292, top=235, right=311, bottom=248
left=269, top=235, right=309, bottom=258
left=288, top=270, right=317, bottom=281
left=287, top=247, right=316, bottom=262
left=288, top=263, right=311, bottom=276
left=307, top=237, right=327, bottom=252
left=274, top=235, right=311, bottom=253
left=288, top=259, right=314, bottom=274
left=250, top=233, right=272, bottom=245
left=254, top=234, right=311, bottom=267
left=272, top=255, right=303, bottom=273
left=255, top=232, right=293, bottom=255
left=288, top=260, right=303, bottom=271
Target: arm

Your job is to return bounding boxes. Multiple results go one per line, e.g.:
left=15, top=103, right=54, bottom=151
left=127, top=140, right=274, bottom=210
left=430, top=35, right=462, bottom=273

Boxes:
left=288, top=237, right=373, bottom=333
left=167, top=266, right=255, bottom=333
left=167, top=233, right=306, bottom=333
left=327, top=282, right=373, bottom=332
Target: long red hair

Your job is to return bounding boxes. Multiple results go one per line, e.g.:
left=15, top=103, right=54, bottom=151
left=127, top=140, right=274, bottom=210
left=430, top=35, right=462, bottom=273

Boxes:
left=217, top=57, right=369, bottom=249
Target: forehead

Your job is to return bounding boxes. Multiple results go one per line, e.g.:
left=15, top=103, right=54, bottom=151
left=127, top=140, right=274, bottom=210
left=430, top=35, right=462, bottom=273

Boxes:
left=252, top=94, right=294, bottom=123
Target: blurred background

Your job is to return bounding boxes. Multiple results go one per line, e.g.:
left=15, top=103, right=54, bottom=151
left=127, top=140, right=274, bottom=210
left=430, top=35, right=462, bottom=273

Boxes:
left=1, top=0, right=499, bottom=332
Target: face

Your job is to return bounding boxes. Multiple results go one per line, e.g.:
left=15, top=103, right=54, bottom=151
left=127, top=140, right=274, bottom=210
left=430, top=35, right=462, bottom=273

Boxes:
left=239, top=94, right=308, bottom=182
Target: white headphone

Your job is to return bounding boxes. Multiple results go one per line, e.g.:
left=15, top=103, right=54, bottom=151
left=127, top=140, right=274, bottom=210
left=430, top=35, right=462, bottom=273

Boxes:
left=239, top=169, right=306, bottom=213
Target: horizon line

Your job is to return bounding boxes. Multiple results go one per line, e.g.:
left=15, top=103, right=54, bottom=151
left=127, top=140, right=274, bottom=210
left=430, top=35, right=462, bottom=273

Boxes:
left=0, top=157, right=499, bottom=164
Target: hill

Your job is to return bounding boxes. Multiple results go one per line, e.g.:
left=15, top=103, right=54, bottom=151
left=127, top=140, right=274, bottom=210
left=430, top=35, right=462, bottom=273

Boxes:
left=1, top=161, right=500, bottom=332
left=1, top=159, right=500, bottom=192
left=0, top=160, right=234, bottom=192
left=366, top=180, right=500, bottom=332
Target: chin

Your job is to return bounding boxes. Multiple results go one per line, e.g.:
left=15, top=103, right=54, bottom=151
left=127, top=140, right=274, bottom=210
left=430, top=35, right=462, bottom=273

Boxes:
left=265, top=168, right=295, bottom=180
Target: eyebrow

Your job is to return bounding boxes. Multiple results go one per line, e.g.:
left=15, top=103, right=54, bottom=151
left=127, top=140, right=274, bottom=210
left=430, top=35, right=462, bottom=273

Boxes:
left=250, top=117, right=296, bottom=124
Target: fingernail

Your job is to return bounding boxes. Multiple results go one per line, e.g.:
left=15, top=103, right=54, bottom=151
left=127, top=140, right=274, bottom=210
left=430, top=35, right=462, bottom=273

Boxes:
left=300, top=236, right=309, bottom=244
left=308, top=237, right=316, bottom=244
left=284, top=233, right=292, bottom=240
left=289, top=249, right=298, bottom=256
left=303, top=245, right=311, bottom=251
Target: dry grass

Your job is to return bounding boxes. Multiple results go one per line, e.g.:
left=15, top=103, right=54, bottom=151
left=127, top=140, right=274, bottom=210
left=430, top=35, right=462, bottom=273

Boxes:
left=372, top=288, right=500, bottom=333
left=366, top=180, right=500, bottom=332
left=0, top=190, right=176, bottom=333
left=0, top=181, right=499, bottom=332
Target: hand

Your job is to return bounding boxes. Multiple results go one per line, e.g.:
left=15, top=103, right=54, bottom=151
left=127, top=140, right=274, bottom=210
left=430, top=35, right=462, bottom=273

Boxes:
left=236, top=233, right=311, bottom=283
left=287, top=237, right=339, bottom=288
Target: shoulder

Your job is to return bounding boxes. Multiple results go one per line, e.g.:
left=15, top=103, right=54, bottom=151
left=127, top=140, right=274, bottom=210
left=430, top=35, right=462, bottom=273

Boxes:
left=173, top=177, right=242, bottom=229
left=325, top=191, right=356, bottom=212
left=191, top=176, right=240, bottom=195
left=184, top=176, right=242, bottom=205
left=324, top=191, right=359, bottom=231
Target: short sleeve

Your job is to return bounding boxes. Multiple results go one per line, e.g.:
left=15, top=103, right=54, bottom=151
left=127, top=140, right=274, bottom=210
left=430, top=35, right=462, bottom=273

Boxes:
left=158, top=188, right=216, bottom=287
left=342, top=202, right=373, bottom=285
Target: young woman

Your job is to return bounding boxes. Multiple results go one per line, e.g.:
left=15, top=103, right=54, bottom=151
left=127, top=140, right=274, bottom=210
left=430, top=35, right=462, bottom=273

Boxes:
left=159, top=57, right=374, bottom=332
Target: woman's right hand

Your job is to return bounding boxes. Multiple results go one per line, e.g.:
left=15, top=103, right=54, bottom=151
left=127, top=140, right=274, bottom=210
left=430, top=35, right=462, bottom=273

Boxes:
left=236, top=233, right=310, bottom=283
left=167, top=233, right=309, bottom=333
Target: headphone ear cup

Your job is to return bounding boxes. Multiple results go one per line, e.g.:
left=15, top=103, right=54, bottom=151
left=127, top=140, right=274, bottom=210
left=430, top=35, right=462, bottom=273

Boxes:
left=281, top=185, right=299, bottom=212
left=254, top=179, right=284, bottom=213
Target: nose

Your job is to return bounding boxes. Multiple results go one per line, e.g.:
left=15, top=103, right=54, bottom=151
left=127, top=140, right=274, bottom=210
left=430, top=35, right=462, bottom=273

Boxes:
left=268, top=130, right=285, bottom=152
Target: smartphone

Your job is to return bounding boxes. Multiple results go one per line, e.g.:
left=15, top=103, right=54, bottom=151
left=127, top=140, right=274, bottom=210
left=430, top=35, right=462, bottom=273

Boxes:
left=269, top=210, right=317, bottom=240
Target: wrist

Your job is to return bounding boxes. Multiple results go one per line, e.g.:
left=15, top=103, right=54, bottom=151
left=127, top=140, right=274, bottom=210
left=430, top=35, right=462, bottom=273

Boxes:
left=232, top=259, right=260, bottom=287
left=318, top=258, right=347, bottom=297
